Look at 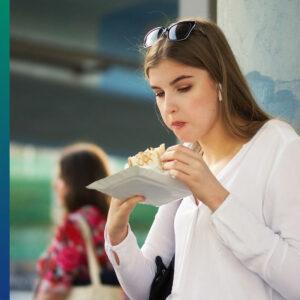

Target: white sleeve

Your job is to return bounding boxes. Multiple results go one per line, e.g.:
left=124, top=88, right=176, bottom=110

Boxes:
left=211, top=138, right=300, bottom=300
left=105, top=200, right=181, bottom=300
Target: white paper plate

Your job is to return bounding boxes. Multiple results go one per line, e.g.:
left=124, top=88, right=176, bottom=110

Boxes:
left=87, top=166, right=191, bottom=207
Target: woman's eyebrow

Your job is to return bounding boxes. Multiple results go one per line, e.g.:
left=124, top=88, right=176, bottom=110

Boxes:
left=150, top=75, right=194, bottom=89
left=170, top=75, right=193, bottom=86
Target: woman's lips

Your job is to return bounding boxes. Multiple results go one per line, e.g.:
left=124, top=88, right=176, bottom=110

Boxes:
left=171, top=121, right=187, bottom=129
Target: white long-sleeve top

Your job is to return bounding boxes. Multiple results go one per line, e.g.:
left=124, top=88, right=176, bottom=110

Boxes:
left=105, top=119, right=300, bottom=300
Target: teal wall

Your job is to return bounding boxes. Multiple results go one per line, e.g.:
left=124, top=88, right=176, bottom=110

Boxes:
left=218, top=0, right=300, bottom=131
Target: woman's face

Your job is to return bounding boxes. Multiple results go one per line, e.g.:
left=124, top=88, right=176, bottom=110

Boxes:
left=148, top=59, right=222, bottom=143
left=54, top=174, right=68, bottom=204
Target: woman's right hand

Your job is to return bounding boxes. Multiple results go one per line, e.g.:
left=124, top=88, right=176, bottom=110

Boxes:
left=106, top=195, right=145, bottom=246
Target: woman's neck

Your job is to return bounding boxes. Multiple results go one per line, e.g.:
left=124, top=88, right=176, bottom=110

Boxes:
left=198, top=121, right=247, bottom=166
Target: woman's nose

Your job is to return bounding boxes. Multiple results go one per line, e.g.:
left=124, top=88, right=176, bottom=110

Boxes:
left=164, top=94, right=178, bottom=114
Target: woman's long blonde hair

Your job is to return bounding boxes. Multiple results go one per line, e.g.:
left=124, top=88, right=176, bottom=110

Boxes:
left=144, top=17, right=271, bottom=140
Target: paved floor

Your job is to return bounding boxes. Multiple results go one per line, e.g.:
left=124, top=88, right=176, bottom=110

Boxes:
left=10, top=291, right=34, bottom=300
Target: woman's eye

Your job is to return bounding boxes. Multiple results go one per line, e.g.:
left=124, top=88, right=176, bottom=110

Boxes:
left=178, top=86, right=192, bottom=93
left=155, top=91, right=164, bottom=98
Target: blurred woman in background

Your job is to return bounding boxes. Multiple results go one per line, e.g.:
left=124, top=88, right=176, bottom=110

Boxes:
left=35, top=143, right=121, bottom=300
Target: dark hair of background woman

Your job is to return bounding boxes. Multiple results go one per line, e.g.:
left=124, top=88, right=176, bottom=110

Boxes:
left=58, top=143, right=110, bottom=216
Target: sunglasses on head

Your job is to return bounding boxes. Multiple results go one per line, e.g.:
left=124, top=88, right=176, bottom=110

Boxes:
left=143, top=21, right=199, bottom=48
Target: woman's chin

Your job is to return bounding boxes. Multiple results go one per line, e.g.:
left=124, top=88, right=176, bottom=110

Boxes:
left=175, top=135, right=197, bottom=144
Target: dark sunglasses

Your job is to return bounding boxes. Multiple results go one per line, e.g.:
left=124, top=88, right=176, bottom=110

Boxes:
left=143, top=21, right=197, bottom=48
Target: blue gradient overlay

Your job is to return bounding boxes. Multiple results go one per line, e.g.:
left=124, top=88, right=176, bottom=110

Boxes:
left=0, top=0, right=9, bottom=299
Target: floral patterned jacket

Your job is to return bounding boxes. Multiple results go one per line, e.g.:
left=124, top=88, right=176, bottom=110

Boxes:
left=37, top=205, right=109, bottom=293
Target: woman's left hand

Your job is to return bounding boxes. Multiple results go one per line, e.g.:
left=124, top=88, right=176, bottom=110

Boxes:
left=161, top=144, right=229, bottom=211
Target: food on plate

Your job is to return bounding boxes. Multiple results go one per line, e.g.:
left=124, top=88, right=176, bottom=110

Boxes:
left=127, top=144, right=165, bottom=172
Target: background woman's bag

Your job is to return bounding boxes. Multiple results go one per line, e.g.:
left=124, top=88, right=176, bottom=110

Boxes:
left=67, top=215, right=122, bottom=300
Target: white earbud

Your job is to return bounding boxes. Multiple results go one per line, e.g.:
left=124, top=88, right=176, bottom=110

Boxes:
left=218, top=83, right=223, bottom=102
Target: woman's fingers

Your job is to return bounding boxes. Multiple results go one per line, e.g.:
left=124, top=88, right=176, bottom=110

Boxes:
left=163, top=160, right=191, bottom=175
left=161, top=144, right=204, bottom=177
left=120, top=195, right=145, bottom=214
left=109, top=197, right=122, bottom=208
left=168, top=169, right=190, bottom=183
left=163, top=159, right=204, bottom=187
left=109, top=195, right=144, bottom=216
left=107, top=195, right=145, bottom=245
left=161, top=144, right=201, bottom=164
left=167, top=144, right=201, bottom=157
left=108, top=195, right=145, bottom=223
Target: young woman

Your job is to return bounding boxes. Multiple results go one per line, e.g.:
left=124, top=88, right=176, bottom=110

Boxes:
left=105, top=18, right=300, bottom=299
left=35, top=143, right=120, bottom=300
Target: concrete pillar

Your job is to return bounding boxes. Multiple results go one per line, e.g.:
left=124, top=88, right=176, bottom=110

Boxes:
left=179, top=0, right=216, bottom=21
left=217, top=0, right=300, bottom=131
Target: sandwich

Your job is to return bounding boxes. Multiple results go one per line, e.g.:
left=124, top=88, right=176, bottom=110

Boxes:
left=127, top=144, right=166, bottom=172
